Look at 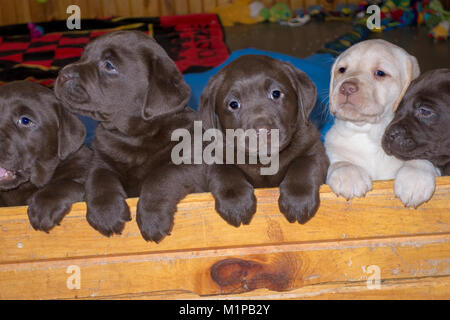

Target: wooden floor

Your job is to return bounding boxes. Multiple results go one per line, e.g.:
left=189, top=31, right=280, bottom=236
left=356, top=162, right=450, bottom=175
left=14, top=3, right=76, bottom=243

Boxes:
left=0, top=177, right=449, bottom=299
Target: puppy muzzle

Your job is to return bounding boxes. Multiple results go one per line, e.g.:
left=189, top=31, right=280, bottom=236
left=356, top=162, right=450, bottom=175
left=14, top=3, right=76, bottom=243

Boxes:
left=383, top=124, right=417, bottom=159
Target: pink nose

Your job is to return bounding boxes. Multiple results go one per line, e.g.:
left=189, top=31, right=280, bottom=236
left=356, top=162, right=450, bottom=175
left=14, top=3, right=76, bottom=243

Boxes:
left=340, top=81, right=359, bottom=96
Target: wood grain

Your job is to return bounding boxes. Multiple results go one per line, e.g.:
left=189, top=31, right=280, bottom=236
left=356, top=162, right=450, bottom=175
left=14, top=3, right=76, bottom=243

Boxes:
left=0, top=233, right=448, bottom=299
left=0, top=0, right=326, bottom=25
left=1, top=177, right=449, bottom=264
left=188, top=0, right=203, bottom=13
left=0, top=177, right=449, bottom=299
left=174, top=0, right=189, bottom=15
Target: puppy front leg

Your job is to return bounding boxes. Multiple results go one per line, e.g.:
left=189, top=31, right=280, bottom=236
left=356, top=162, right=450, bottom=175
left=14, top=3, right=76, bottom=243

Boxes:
left=394, top=159, right=440, bottom=208
left=279, top=154, right=328, bottom=224
left=86, top=166, right=131, bottom=236
left=208, top=164, right=256, bottom=227
left=28, top=180, right=84, bottom=232
left=137, top=165, right=203, bottom=243
left=326, top=161, right=372, bottom=200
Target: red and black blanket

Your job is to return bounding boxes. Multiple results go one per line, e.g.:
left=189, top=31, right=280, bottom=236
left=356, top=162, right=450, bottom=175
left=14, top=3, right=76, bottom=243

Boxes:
left=0, top=14, right=230, bottom=86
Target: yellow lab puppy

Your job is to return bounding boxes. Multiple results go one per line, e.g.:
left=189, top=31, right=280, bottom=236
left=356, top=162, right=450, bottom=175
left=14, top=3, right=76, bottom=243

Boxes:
left=325, top=39, right=440, bottom=207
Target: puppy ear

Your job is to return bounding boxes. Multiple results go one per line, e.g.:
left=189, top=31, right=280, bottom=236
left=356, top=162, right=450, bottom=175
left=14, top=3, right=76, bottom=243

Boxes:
left=282, top=62, right=317, bottom=124
left=141, top=52, right=191, bottom=121
left=57, top=104, right=86, bottom=160
left=29, top=103, right=85, bottom=187
left=329, top=56, right=340, bottom=106
left=393, top=55, right=420, bottom=112
left=30, top=158, right=59, bottom=188
left=198, top=73, right=222, bottom=129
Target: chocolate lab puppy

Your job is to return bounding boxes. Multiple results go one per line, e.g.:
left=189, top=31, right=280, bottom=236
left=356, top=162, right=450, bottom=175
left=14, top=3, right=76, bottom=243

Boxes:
left=199, top=55, right=329, bottom=225
left=383, top=68, right=450, bottom=176
left=0, top=81, right=90, bottom=231
left=55, top=31, right=206, bottom=242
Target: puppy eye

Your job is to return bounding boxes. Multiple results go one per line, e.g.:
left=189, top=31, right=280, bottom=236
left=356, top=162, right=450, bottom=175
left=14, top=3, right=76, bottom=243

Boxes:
left=17, top=116, right=34, bottom=128
left=101, top=60, right=118, bottom=74
left=271, top=90, right=281, bottom=100
left=375, top=70, right=386, bottom=77
left=416, top=106, right=434, bottom=119
left=338, top=67, right=346, bottom=73
left=228, top=100, right=240, bottom=110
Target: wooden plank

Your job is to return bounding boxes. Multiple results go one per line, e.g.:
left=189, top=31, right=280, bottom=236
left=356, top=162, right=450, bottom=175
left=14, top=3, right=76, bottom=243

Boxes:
left=77, top=0, right=91, bottom=19
left=140, top=276, right=450, bottom=300
left=0, top=233, right=448, bottom=299
left=130, top=0, right=145, bottom=16
left=261, top=0, right=275, bottom=7
left=86, top=0, right=104, bottom=19
left=174, top=0, right=189, bottom=15
left=1, top=177, right=449, bottom=264
left=51, top=0, right=66, bottom=20
left=132, top=0, right=160, bottom=17
left=304, top=0, right=318, bottom=8
left=202, top=0, right=217, bottom=12
left=216, top=0, right=231, bottom=7
left=0, top=0, right=325, bottom=25
left=53, top=0, right=84, bottom=21
left=290, top=0, right=305, bottom=10
left=102, top=0, right=117, bottom=17
left=148, top=0, right=160, bottom=16
left=115, top=0, right=132, bottom=17
left=43, top=0, right=58, bottom=21
left=27, top=0, right=47, bottom=23
left=188, top=0, right=203, bottom=13
left=14, top=0, right=32, bottom=24
left=159, top=0, right=174, bottom=15
left=0, top=0, right=18, bottom=26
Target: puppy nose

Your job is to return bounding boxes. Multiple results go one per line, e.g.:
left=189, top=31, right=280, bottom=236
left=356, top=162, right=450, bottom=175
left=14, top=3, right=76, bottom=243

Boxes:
left=387, top=126, right=406, bottom=141
left=340, top=81, right=359, bottom=96
left=58, top=69, right=77, bottom=84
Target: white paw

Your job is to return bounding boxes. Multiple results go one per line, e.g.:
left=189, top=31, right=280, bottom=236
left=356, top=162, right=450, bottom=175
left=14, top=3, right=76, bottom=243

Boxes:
left=327, top=162, right=372, bottom=200
left=394, top=160, right=438, bottom=208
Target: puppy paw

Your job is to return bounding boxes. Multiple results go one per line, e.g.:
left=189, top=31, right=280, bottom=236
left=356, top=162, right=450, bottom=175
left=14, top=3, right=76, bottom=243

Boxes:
left=28, top=195, right=72, bottom=232
left=214, top=186, right=257, bottom=227
left=136, top=204, right=174, bottom=243
left=327, top=162, right=372, bottom=200
left=86, top=194, right=131, bottom=237
left=394, top=160, right=437, bottom=208
left=278, top=188, right=320, bottom=224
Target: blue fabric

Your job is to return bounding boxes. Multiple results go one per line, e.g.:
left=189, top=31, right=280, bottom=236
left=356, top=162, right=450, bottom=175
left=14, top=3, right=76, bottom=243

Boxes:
left=184, top=49, right=335, bottom=141
left=80, top=48, right=335, bottom=146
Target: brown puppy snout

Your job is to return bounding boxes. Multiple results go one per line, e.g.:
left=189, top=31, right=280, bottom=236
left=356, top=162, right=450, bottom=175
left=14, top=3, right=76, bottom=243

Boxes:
left=339, top=81, right=359, bottom=97
left=55, top=65, right=90, bottom=105
left=58, top=69, right=77, bottom=85
left=58, top=64, right=80, bottom=83
left=386, top=125, right=406, bottom=141
left=249, top=118, right=275, bottom=134
left=384, top=123, right=415, bottom=151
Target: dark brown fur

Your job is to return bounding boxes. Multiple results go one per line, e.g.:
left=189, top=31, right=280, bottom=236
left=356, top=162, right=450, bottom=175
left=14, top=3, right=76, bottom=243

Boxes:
left=55, top=31, right=206, bottom=242
left=0, top=81, right=91, bottom=232
left=199, top=55, right=329, bottom=225
left=383, top=68, right=450, bottom=175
